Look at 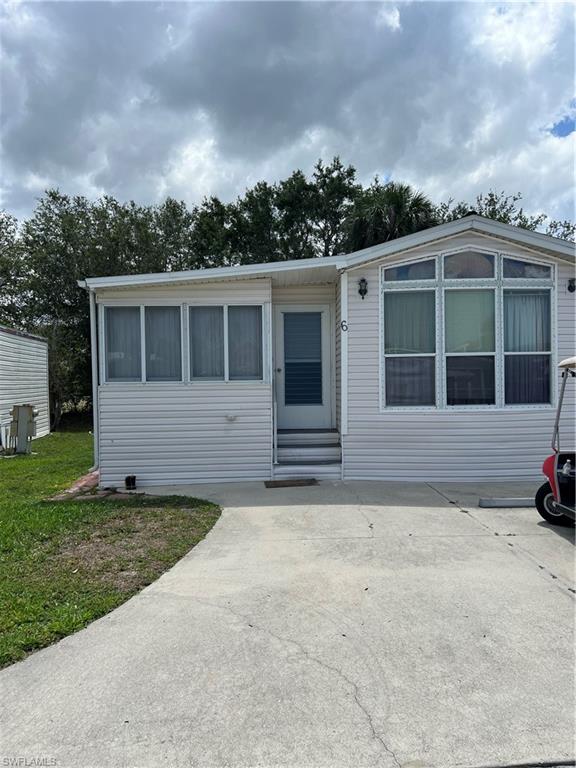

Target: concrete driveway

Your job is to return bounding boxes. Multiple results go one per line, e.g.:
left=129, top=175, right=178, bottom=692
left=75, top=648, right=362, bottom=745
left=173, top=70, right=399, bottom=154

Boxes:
left=1, top=481, right=574, bottom=768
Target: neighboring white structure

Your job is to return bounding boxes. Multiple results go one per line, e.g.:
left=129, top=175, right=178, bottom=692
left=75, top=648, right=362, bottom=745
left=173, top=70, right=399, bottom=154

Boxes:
left=80, top=215, right=575, bottom=487
left=0, top=325, right=50, bottom=446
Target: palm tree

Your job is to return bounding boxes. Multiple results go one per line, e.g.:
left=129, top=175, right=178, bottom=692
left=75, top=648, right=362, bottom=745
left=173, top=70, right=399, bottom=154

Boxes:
left=346, top=180, right=438, bottom=251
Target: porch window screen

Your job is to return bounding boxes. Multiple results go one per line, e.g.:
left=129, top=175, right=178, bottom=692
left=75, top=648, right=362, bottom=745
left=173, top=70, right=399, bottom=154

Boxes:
left=145, top=307, right=182, bottom=381
left=228, top=306, right=263, bottom=380
left=504, top=289, right=551, bottom=404
left=105, top=307, right=141, bottom=381
left=383, top=291, right=435, bottom=406
left=189, top=307, right=224, bottom=379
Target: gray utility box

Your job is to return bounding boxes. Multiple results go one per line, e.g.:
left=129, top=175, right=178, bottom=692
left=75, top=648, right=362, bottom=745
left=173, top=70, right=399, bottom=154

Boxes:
left=9, top=404, right=38, bottom=454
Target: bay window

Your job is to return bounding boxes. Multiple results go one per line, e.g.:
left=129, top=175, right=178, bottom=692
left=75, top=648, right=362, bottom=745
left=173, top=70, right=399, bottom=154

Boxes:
left=382, top=251, right=554, bottom=409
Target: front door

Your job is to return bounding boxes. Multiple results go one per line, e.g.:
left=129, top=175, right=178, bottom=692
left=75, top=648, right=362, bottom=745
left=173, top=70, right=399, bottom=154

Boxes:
left=274, top=305, right=333, bottom=429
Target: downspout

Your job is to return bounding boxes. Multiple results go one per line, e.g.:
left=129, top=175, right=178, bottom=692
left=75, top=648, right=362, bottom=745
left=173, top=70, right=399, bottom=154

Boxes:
left=89, top=287, right=99, bottom=470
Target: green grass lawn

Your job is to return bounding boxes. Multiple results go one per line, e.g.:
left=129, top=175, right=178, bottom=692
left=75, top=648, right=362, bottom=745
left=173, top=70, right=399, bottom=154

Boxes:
left=0, top=432, right=220, bottom=668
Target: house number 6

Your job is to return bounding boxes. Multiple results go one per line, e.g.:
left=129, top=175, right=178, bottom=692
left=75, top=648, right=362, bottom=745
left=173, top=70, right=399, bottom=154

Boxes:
left=340, top=320, right=348, bottom=332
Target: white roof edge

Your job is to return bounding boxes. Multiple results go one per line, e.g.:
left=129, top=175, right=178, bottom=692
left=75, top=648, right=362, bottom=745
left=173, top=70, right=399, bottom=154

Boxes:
left=343, top=215, right=575, bottom=269
left=81, top=216, right=574, bottom=290
left=82, top=254, right=346, bottom=290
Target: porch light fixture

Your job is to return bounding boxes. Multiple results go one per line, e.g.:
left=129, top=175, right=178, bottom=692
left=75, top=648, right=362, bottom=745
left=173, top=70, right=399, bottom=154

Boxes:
left=568, top=278, right=575, bottom=293
left=358, top=278, right=368, bottom=300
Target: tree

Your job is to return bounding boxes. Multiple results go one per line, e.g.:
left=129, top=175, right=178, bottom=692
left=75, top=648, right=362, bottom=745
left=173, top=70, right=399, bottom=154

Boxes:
left=0, top=211, right=24, bottom=327
left=17, top=191, right=94, bottom=427
left=275, top=170, right=316, bottom=261
left=229, top=182, right=281, bottom=264
left=188, top=196, right=235, bottom=267
left=311, top=157, right=360, bottom=258
left=436, top=191, right=575, bottom=241
left=154, top=198, right=197, bottom=272
left=346, top=180, right=438, bottom=251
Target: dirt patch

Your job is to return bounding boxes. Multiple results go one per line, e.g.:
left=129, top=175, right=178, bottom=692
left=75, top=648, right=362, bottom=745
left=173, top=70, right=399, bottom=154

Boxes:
left=56, top=507, right=213, bottom=593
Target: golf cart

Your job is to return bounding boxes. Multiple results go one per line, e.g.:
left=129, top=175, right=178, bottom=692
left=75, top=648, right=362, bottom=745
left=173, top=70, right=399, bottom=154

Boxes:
left=535, top=356, right=575, bottom=527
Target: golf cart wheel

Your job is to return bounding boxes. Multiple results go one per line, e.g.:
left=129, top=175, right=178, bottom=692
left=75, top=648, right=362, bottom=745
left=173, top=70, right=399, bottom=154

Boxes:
left=535, top=482, right=574, bottom=527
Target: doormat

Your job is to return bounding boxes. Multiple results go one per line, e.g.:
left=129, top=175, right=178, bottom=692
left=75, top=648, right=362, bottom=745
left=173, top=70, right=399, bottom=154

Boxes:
left=265, top=478, right=318, bottom=488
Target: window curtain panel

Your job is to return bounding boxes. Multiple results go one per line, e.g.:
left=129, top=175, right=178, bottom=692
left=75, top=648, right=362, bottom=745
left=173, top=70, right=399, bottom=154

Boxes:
left=445, top=290, right=494, bottom=353
left=384, top=291, right=435, bottom=354
left=106, top=307, right=141, bottom=381
left=228, top=306, right=262, bottom=380
left=145, top=307, right=181, bottom=381
left=189, top=307, right=224, bottom=379
left=504, top=290, right=550, bottom=352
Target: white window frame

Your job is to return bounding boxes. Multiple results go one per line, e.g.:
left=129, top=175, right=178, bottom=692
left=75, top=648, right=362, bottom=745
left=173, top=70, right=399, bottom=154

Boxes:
left=101, top=303, right=185, bottom=384
left=188, top=303, right=265, bottom=383
left=98, top=300, right=268, bottom=385
left=380, top=249, right=556, bottom=412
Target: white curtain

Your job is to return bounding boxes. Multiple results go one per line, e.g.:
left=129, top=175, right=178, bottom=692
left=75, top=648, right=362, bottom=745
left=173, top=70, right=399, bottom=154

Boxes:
left=106, top=307, right=141, bottom=381
left=384, top=291, right=435, bottom=354
left=228, top=306, right=262, bottom=380
left=145, top=307, right=181, bottom=381
left=504, top=290, right=550, bottom=352
left=504, top=290, right=551, bottom=404
left=189, top=307, right=224, bottom=379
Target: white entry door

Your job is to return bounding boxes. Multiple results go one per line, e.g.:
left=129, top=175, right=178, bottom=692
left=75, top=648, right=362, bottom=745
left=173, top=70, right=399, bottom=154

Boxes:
left=274, top=305, right=333, bottom=429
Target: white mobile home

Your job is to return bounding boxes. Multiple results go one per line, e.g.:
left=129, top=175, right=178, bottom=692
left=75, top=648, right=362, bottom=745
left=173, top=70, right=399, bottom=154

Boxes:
left=0, top=325, right=50, bottom=445
left=80, top=216, right=575, bottom=488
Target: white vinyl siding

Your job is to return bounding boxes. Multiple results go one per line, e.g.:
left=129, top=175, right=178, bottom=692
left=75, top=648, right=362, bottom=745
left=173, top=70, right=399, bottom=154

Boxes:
left=343, top=234, right=575, bottom=481
left=0, top=328, right=50, bottom=439
left=97, top=278, right=272, bottom=486
left=98, top=383, right=271, bottom=486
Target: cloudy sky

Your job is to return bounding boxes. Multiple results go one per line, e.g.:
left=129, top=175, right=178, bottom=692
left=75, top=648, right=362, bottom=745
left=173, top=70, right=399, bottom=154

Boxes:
left=1, top=1, right=574, bottom=221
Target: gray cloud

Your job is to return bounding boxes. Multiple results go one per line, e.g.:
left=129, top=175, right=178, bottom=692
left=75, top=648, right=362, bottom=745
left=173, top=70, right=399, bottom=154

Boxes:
left=1, top=1, right=574, bottom=221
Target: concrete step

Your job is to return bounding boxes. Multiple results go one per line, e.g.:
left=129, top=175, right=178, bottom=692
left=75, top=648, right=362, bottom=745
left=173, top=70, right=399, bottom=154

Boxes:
left=273, top=462, right=342, bottom=481
left=277, top=444, right=342, bottom=462
left=277, top=429, right=340, bottom=446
